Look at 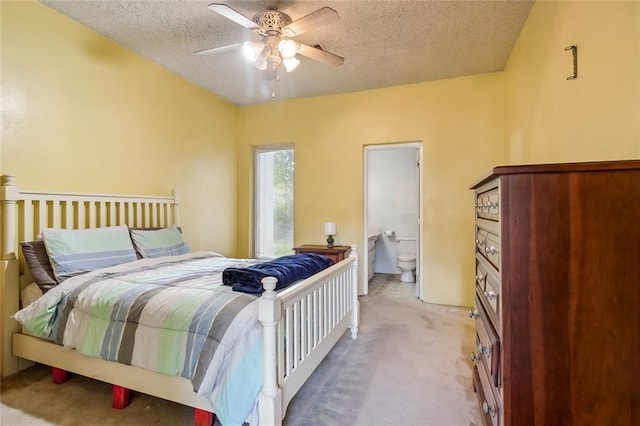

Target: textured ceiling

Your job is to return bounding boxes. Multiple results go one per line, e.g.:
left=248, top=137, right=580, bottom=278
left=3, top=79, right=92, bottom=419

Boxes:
left=39, top=0, right=534, bottom=106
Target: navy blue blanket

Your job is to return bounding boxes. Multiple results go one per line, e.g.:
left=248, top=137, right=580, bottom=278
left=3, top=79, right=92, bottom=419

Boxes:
left=222, top=253, right=334, bottom=295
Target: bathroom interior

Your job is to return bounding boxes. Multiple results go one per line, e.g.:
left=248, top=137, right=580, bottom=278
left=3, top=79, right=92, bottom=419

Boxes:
left=366, top=145, right=421, bottom=299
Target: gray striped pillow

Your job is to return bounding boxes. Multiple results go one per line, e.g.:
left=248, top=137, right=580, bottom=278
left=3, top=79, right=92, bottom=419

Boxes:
left=129, top=226, right=191, bottom=258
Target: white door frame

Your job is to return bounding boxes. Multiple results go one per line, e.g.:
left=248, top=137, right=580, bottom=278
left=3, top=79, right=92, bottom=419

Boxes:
left=363, top=142, right=424, bottom=301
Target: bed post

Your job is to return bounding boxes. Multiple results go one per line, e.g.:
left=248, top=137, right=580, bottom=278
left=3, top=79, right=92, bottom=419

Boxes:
left=258, top=277, right=283, bottom=426
left=171, top=188, right=180, bottom=227
left=349, top=244, right=359, bottom=339
left=1, top=175, right=20, bottom=376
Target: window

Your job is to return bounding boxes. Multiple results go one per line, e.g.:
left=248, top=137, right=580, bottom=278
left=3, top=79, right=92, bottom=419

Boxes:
left=255, top=146, right=294, bottom=258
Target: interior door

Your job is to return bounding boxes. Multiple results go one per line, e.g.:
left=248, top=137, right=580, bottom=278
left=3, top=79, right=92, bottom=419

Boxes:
left=415, top=147, right=423, bottom=300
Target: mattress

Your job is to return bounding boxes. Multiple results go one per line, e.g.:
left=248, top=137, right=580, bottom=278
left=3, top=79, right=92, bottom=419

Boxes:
left=13, top=252, right=265, bottom=426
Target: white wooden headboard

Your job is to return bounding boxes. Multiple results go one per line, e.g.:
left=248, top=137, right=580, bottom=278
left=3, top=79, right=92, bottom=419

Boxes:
left=0, top=174, right=180, bottom=376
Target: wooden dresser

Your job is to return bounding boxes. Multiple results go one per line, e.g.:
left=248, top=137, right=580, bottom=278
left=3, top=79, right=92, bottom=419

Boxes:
left=469, top=160, right=640, bottom=426
left=293, top=244, right=351, bottom=264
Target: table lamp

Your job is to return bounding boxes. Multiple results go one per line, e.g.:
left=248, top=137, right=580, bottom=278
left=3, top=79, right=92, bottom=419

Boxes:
left=324, top=222, right=336, bottom=248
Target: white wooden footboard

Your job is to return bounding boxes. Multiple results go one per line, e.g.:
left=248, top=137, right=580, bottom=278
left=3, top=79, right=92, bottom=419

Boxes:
left=258, top=249, right=359, bottom=424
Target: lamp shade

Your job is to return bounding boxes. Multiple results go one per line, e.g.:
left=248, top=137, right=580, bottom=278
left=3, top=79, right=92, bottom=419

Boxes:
left=255, top=54, right=268, bottom=70
left=278, top=39, right=298, bottom=59
left=283, top=57, right=300, bottom=73
left=324, top=222, right=336, bottom=235
left=243, top=42, right=265, bottom=62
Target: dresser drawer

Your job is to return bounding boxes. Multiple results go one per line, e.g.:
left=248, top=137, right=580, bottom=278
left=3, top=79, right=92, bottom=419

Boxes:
left=475, top=260, right=489, bottom=293
left=475, top=228, right=488, bottom=255
left=476, top=228, right=500, bottom=270
left=474, top=364, right=500, bottom=426
left=476, top=256, right=501, bottom=329
left=475, top=185, right=500, bottom=222
left=474, top=308, right=500, bottom=387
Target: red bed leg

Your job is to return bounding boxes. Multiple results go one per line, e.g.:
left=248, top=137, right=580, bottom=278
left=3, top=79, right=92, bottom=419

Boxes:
left=194, top=408, right=215, bottom=426
left=51, top=367, right=69, bottom=384
left=112, top=385, right=131, bottom=409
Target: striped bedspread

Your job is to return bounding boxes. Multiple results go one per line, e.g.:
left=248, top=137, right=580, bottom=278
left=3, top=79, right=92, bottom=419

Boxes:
left=13, top=252, right=265, bottom=426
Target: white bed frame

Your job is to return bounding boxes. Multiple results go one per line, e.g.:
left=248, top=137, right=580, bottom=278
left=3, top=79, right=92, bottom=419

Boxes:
left=0, top=175, right=359, bottom=425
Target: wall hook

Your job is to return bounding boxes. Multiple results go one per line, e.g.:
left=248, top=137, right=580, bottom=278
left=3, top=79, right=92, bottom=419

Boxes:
left=564, top=45, right=577, bottom=80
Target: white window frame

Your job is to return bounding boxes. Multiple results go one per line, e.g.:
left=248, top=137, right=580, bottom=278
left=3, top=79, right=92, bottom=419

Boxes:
left=254, top=144, right=295, bottom=259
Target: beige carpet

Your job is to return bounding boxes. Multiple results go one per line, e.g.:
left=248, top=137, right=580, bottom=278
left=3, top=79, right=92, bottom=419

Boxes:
left=1, top=274, right=482, bottom=425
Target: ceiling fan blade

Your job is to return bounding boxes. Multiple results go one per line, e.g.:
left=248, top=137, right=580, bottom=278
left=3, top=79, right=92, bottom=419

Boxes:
left=297, top=43, right=344, bottom=67
left=283, top=6, right=339, bottom=37
left=208, top=3, right=260, bottom=29
left=194, top=42, right=243, bottom=56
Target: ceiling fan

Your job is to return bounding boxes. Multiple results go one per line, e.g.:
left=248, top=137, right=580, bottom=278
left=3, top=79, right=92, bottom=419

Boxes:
left=195, top=3, right=344, bottom=81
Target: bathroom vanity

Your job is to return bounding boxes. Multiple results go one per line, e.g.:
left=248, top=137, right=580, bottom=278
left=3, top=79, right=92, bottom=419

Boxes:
left=367, top=232, right=380, bottom=281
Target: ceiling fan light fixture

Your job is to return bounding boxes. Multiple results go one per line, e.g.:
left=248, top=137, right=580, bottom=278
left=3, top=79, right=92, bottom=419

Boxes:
left=283, top=57, right=300, bottom=73
left=242, top=41, right=265, bottom=62
left=277, top=39, right=298, bottom=59
left=200, top=4, right=344, bottom=85
left=255, top=54, right=268, bottom=70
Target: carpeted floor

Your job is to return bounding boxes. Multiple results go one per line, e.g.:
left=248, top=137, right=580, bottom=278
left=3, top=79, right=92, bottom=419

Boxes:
left=1, top=274, right=482, bottom=425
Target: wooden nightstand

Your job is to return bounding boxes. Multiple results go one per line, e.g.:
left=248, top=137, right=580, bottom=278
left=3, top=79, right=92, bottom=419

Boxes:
left=293, top=244, right=351, bottom=264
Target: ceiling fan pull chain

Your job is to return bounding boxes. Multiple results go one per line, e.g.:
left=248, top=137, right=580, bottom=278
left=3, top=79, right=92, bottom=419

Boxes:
left=271, top=71, right=282, bottom=98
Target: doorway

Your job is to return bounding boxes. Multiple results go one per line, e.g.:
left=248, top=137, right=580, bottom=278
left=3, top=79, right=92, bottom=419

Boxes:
left=363, top=142, right=423, bottom=301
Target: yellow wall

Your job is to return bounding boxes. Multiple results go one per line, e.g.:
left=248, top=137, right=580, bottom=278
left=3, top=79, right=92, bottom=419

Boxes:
left=1, top=1, right=239, bottom=255
left=239, top=76, right=505, bottom=307
left=504, top=0, right=640, bottom=162
left=239, top=0, right=640, bottom=308
left=3, top=0, right=638, bottom=309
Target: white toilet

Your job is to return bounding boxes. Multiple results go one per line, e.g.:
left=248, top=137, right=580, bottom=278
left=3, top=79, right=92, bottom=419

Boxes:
left=396, top=238, right=417, bottom=282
